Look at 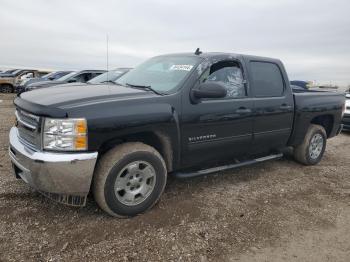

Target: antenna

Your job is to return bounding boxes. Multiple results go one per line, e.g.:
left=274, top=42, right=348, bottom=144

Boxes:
left=106, top=34, right=109, bottom=83
left=194, top=48, right=202, bottom=55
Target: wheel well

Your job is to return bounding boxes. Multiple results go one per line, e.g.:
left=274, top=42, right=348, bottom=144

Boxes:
left=99, top=132, right=173, bottom=172
left=310, top=115, right=333, bottom=137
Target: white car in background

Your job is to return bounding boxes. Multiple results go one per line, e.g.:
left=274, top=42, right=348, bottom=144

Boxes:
left=342, top=93, right=350, bottom=131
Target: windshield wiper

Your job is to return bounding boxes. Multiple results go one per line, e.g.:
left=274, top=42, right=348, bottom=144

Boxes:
left=125, top=83, right=164, bottom=95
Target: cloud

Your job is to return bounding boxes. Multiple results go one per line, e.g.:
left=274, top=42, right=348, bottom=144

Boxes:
left=0, top=0, right=349, bottom=86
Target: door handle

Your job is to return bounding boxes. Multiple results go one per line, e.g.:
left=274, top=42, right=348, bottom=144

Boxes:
left=236, top=107, right=252, bottom=114
left=280, top=104, right=292, bottom=110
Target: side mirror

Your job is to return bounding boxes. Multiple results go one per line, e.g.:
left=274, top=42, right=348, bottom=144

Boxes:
left=191, top=82, right=227, bottom=101
left=68, top=79, right=77, bottom=83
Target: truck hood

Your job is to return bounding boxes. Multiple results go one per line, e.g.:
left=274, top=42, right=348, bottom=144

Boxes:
left=47, top=82, right=90, bottom=88
left=17, top=84, right=155, bottom=116
left=21, top=78, right=43, bottom=87
left=0, top=77, right=13, bottom=81
left=27, top=80, right=63, bottom=88
left=31, top=81, right=97, bottom=88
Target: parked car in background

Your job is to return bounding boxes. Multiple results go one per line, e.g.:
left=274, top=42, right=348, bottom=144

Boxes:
left=88, top=68, right=132, bottom=84
left=0, top=69, right=51, bottom=93
left=25, top=70, right=106, bottom=91
left=9, top=52, right=345, bottom=217
left=290, top=80, right=312, bottom=89
left=16, top=71, right=72, bottom=93
left=14, top=70, right=50, bottom=86
left=342, top=93, right=350, bottom=131
left=0, top=69, right=19, bottom=77
left=41, top=68, right=132, bottom=90
left=0, top=69, right=32, bottom=78
left=290, top=84, right=306, bottom=92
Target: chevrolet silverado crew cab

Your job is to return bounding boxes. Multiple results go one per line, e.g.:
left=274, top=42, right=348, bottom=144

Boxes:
left=9, top=51, right=345, bottom=217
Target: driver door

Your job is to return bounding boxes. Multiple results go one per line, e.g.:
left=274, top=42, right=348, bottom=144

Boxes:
left=180, top=59, right=253, bottom=167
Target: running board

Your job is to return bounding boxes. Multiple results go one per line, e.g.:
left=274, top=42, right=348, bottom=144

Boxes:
left=173, top=153, right=283, bottom=179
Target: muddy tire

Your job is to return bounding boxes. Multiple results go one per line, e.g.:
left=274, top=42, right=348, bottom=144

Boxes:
left=293, top=124, right=327, bottom=165
left=93, top=142, right=167, bottom=217
left=0, top=84, right=13, bottom=93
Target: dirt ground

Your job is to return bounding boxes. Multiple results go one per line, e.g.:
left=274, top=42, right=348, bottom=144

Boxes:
left=0, top=93, right=349, bottom=262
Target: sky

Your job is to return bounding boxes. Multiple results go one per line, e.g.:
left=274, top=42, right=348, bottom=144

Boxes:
left=0, top=0, right=349, bottom=87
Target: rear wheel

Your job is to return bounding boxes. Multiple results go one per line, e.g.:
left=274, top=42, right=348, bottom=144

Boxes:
left=0, top=84, right=13, bottom=93
left=93, top=142, right=167, bottom=217
left=293, top=124, right=327, bottom=165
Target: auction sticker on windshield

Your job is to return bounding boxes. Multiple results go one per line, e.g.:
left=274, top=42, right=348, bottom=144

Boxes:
left=170, top=65, right=194, bottom=71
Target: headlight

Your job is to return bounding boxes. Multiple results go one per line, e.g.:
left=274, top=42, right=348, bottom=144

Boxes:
left=43, top=118, right=88, bottom=151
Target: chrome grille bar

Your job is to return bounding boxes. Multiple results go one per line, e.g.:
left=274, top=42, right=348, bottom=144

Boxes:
left=15, top=110, right=37, bottom=130
left=15, top=109, right=41, bottom=149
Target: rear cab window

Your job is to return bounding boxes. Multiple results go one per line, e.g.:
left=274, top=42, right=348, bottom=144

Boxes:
left=250, top=61, right=285, bottom=97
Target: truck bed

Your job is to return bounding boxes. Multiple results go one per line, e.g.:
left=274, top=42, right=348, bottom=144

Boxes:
left=288, top=91, right=345, bottom=146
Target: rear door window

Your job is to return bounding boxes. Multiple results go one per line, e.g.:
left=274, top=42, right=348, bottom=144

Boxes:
left=250, top=62, right=284, bottom=97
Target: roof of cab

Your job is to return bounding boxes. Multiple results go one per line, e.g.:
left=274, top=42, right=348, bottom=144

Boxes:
left=157, top=52, right=282, bottom=63
left=77, top=69, right=107, bottom=73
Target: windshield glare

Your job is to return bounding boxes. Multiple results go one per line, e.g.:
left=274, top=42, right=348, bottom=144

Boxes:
left=115, top=56, right=201, bottom=93
left=88, top=69, right=127, bottom=84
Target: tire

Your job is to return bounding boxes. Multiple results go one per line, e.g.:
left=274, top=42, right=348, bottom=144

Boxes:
left=0, top=84, right=13, bottom=93
left=293, top=124, right=327, bottom=165
left=93, top=142, right=167, bottom=217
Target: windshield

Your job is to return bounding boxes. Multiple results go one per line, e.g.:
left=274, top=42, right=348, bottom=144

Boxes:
left=3, top=69, right=16, bottom=74
left=88, top=69, right=128, bottom=84
left=11, top=69, right=22, bottom=75
left=41, top=72, right=56, bottom=79
left=115, top=56, right=201, bottom=93
left=56, top=72, right=76, bottom=81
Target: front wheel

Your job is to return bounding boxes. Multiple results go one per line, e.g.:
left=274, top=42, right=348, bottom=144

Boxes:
left=93, top=142, right=167, bottom=217
left=293, top=124, right=327, bottom=165
left=0, top=84, right=13, bottom=93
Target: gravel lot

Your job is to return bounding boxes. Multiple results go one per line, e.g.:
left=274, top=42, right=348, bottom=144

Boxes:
left=0, top=93, right=349, bottom=262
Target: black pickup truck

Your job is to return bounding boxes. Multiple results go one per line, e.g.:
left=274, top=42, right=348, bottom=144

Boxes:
left=9, top=52, right=345, bottom=217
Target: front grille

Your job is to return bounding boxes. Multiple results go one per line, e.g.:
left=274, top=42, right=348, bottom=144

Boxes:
left=15, top=109, right=41, bottom=149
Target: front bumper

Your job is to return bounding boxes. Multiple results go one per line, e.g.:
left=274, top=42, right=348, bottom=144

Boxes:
left=8, top=127, right=98, bottom=205
left=342, top=113, right=350, bottom=131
